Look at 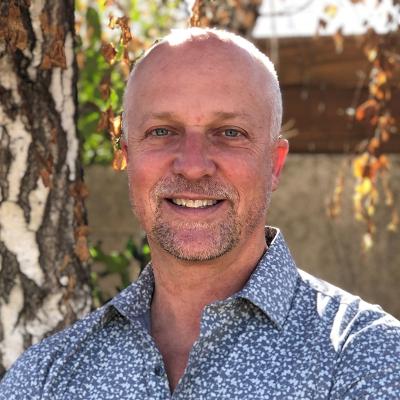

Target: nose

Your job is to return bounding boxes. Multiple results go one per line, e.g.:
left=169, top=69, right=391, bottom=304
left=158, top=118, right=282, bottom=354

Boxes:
left=172, top=132, right=216, bottom=180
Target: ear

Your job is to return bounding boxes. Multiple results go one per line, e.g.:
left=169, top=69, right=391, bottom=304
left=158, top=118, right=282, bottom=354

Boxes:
left=271, top=137, right=289, bottom=191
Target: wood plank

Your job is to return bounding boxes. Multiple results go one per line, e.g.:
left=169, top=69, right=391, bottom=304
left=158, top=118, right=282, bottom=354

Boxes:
left=253, top=34, right=400, bottom=153
left=282, top=86, right=400, bottom=153
left=255, top=34, right=400, bottom=88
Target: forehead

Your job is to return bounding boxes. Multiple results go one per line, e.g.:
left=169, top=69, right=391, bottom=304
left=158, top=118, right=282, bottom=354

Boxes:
left=133, top=37, right=267, bottom=88
left=126, top=37, right=272, bottom=127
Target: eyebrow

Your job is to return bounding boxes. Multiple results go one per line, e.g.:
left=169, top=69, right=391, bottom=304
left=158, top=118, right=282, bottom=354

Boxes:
left=138, top=111, right=253, bottom=128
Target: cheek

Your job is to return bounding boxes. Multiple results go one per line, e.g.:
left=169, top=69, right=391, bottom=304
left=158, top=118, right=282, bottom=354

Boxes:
left=221, top=152, right=269, bottom=187
left=128, top=150, right=169, bottom=187
left=220, top=153, right=272, bottom=211
left=127, top=150, right=174, bottom=215
left=127, top=156, right=155, bottom=209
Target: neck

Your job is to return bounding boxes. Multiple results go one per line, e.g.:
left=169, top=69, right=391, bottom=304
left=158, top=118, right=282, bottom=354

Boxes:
left=149, top=229, right=266, bottom=324
left=148, top=228, right=266, bottom=392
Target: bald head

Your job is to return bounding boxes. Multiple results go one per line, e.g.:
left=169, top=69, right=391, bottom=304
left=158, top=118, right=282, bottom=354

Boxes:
left=122, top=28, right=282, bottom=142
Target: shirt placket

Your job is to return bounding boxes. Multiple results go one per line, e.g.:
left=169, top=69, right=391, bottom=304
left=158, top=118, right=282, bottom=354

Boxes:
left=137, top=326, right=172, bottom=400
left=171, top=302, right=234, bottom=399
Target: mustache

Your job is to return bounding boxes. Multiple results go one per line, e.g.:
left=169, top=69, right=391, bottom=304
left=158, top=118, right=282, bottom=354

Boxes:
left=152, top=176, right=238, bottom=201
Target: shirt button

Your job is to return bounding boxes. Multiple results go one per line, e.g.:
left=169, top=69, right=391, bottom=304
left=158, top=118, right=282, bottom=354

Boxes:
left=154, top=365, right=165, bottom=377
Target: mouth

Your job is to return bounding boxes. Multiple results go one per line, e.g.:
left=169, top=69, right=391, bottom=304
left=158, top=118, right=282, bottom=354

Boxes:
left=167, top=198, right=222, bottom=208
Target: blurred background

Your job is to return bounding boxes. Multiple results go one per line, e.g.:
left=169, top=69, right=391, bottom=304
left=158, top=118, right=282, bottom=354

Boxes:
left=77, top=0, right=400, bottom=316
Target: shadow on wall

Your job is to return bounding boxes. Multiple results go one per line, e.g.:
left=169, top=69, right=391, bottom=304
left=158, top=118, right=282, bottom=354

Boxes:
left=85, top=154, right=400, bottom=318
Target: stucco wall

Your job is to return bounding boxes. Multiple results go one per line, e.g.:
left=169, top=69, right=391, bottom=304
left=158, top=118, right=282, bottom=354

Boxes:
left=85, top=154, right=400, bottom=317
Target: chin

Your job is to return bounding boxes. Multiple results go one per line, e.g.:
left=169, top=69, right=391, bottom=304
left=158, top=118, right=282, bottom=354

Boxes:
left=150, top=222, right=240, bottom=262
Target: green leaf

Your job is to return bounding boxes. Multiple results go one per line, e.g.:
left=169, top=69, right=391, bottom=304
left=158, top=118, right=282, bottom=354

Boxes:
left=86, top=7, right=102, bottom=41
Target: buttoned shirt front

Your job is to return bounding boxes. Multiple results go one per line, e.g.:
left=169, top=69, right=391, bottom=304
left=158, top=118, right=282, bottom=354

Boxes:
left=1, top=227, right=400, bottom=399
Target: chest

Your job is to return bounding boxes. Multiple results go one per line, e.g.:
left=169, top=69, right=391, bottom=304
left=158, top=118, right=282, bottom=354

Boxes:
left=49, top=316, right=336, bottom=400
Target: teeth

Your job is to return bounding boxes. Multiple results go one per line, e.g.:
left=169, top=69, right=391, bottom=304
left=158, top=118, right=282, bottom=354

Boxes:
left=171, top=199, right=218, bottom=208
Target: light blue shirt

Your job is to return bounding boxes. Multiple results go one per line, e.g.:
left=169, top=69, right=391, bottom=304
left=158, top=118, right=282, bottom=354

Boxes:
left=1, top=227, right=400, bottom=399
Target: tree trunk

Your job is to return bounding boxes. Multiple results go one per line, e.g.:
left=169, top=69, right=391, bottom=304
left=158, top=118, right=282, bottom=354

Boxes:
left=0, top=0, right=91, bottom=377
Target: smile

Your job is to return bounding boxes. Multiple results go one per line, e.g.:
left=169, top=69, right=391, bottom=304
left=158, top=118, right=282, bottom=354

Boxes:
left=170, top=199, right=219, bottom=208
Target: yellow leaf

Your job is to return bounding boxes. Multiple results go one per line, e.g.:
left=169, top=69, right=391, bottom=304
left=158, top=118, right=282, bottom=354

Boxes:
left=324, top=4, right=338, bottom=18
left=362, top=233, right=373, bottom=251
left=356, top=178, right=372, bottom=195
left=387, top=210, right=399, bottom=232
left=366, top=48, right=377, bottom=62
left=108, top=14, right=117, bottom=29
left=353, top=153, right=368, bottom=178
left=375, top=71, right=387, bottom=85
left=111, top=115, right=122, bottom=138
left=112, top=149, right=127, bottom=171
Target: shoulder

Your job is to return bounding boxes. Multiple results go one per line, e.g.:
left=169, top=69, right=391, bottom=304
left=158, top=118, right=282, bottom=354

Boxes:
left=297, top=268, right=400, bottom=342
left=0, top=306, right=109, bottom=400
left=297, top=269, right=400, bottom=398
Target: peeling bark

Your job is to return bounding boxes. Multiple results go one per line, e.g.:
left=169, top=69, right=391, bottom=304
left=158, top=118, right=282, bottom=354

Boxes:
left=0, top=0, right=91, bottom=376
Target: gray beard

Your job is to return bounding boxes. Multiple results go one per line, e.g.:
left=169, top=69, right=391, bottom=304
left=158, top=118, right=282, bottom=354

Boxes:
left=149, top=205, right=242, bottom=262
left=141, top=175, right=271, bottom=262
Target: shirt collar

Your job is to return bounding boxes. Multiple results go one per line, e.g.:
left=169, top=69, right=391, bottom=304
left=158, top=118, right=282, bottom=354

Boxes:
left=108, top=227, right=299, bottom=329
left=108, top=262, right=155, bottom=322
left=236, top=227, right=299, bottom=329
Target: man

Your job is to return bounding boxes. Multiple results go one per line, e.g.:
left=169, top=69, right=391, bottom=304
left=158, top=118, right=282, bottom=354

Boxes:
left=1, top=28, right=399, bottom=399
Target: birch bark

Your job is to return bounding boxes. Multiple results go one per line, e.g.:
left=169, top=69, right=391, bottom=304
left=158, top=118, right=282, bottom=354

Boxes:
left=0, top=0, right=91, bottom=377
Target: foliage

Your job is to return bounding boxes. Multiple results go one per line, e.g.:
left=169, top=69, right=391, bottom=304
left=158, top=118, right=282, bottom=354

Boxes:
left=75, top=0, right=185, bottom=167
left=324, top=1, right=400, bottom=250
left=190, top=0, right=262, bottom=36
left=90, top=237, right=151, bottom=306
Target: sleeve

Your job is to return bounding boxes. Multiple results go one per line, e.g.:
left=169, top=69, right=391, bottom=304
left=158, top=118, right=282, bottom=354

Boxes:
left=0, top=346, right=46, bottom=400
left=329, top=313, right=400, bottom=399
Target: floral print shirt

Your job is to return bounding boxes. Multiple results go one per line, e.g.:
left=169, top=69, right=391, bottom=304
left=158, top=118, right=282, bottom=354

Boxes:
left=1, top=227, right=400, bottom=399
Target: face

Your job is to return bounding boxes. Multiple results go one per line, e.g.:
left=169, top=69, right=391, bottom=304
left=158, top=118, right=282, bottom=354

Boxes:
left=123, top=39, right=288, bottom=262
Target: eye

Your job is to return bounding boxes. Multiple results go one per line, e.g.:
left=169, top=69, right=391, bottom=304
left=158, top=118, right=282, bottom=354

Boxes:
left=223, top=128, right=243, bottom=138
left=149, top=127, right=171, bottom=137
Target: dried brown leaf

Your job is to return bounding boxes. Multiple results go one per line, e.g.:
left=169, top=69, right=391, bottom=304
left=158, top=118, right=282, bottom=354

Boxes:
left=367, top=137, right=380, bottom=153
left=101, top=42, right=117, bottom=64
left=117, top=16, right=132, bottom=45
left=190, top=0, right=203, bottom=27
left=75, top=236, right=90, bottom=262
left=75, top=225, right=90, bottom=237
left=333, top=28, right=344, bottom=53
left=97, top=110, right=109, bottom=131
left=99, top=75, right=111, bottom=101
left=355, top=99, right=378, bottom=121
